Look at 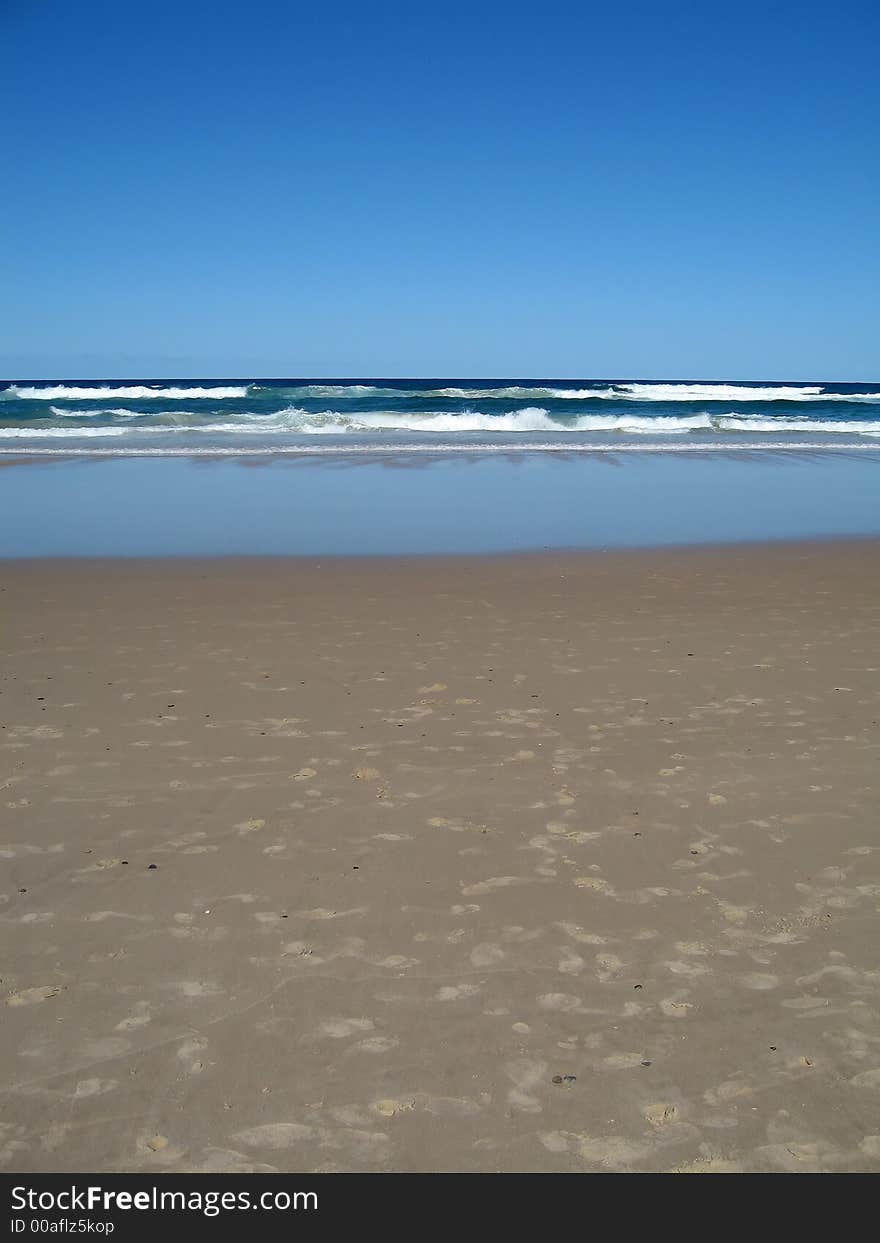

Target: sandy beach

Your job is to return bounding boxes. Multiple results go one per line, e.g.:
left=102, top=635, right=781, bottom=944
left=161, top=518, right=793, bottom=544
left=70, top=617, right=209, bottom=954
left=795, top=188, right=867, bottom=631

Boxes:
left=2, top=541, right=879, bottom=1173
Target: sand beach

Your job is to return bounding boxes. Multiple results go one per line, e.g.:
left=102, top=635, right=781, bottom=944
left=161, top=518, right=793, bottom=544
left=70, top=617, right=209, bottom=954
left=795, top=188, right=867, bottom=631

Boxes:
left=2, top=541, right=879, bottom=1172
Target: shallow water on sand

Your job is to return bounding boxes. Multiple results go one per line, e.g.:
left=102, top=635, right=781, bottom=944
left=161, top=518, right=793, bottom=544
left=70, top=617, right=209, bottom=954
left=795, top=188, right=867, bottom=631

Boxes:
left=1, top=451, right=878, bottom=557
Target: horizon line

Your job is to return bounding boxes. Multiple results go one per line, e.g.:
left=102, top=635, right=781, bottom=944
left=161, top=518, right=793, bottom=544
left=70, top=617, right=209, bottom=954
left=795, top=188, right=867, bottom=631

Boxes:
left=3, top=375, right=880, bottom=386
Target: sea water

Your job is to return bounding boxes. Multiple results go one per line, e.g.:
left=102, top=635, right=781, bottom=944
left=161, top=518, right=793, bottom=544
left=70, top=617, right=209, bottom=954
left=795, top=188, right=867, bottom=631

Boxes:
left=1, top=449, right=878, bottom=557
left=2, top=378, right=878, bottom=556
left=3, top=377, right=880, bottom=456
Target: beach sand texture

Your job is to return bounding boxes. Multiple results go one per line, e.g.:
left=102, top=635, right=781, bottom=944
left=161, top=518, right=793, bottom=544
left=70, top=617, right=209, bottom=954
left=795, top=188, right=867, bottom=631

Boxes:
left=2, top=543, right=879, bottom=1173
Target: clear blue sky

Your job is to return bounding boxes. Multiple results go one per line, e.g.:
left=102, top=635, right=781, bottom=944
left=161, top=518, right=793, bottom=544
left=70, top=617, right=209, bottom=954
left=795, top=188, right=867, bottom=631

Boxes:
left=2, top=0, right=878, bottom=379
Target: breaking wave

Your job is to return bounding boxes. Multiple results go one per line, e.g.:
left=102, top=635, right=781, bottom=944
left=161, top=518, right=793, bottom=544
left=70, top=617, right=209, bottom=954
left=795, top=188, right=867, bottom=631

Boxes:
left=191, top=407, right=715, bottom=434
left=5, top=407, right=880, bottom=438
left=715, top=415, right=880, bottom=433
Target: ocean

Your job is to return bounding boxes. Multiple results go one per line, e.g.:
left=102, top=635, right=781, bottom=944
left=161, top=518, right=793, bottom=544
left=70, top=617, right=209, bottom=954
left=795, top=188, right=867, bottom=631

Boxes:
left=3, top=378, right=880, bottom=456
left=3, top=377, right=879, bottom=556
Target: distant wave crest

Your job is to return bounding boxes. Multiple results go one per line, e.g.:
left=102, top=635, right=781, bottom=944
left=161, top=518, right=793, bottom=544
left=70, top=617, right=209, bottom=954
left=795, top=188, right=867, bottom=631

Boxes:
left=429, top=384, right=880, bottom=403
left=608, top=383, right=880, bottom=403
left=6, top=385, right=250, bottom=401
left=7, top=382, right=880, bottom=406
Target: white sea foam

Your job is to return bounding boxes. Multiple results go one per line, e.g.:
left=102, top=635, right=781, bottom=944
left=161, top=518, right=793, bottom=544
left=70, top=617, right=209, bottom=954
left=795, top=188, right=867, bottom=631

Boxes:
left=571, top=413, right=712, bottom=432
left=193, top=407, right=716, bottom=434
left=425, top=385, right=675, bottom=400
left=431, top=386, right=612, bottom=400
left=193, top=407, right=561, bottom=433
left=338, top=407, right=565, bottom=433
left=410, top=384, right=880, bottom=402
left=7, top=406, right=880, bottom=439
left=563, top=383, right=880, bottom=402
left=150, top=408, right=880, bottom=435
left=47, top=407, right=223, bottom=423
left=280, top=384, right=386, bottom=397
left=2, top=443, right=878, bottom=458
left=7, top=381, right=880, bottom=405
left=6, top=385, right=250, bottom=401
left=50, top=406, right=155, bottom=418
left=7, top=380, right=880, bottom=406
left=717, top=415, right=880, bottom=432
left=0, top=425, right=129, bottom=437
left=610, top=383, right=832, bottom=401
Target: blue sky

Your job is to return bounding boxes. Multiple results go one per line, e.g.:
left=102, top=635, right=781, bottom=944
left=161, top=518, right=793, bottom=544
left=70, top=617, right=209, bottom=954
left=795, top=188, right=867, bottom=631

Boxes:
left=2, top=0, right=878, bottom=379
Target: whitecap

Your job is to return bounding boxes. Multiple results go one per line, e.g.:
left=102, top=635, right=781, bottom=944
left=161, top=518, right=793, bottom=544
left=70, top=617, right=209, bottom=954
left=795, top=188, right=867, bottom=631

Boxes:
left=6, top=385, right=250, bottom=401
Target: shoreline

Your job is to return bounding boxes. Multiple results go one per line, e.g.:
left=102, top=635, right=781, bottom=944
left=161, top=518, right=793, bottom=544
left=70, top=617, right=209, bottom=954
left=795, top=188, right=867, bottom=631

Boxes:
left=3, top=441, right=880, bottom=459
left=3, top=531, right=880, bottom=563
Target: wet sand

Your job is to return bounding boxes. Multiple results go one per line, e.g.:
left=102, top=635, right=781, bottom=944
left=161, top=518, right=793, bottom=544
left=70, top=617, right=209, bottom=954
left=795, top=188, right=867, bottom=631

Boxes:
left=2, top=542, right=880, bottom=1173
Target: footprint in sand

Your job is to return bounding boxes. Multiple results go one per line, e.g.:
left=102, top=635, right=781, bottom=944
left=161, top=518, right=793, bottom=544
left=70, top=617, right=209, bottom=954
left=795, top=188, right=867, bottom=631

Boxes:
left=347, top=1035, right=399, bottom=1055
left=317, top=1017, right=375, bottom=1039
left=506, top=1057, right=549, bottom=1113
left=115, top=1001, right=152, bottom=1032
left=538, top=992, right=586, bottom=1014
left=577, top=1135, right=653, bottom=1169
left=469, top=943, right=505, bottom=968
left=557, top=948, right=586, bottom=975
left=573, top=876, right=616, bottom=895
left=601, top=1051, right=647, bottom=1070
left=435, top=984, right=481, bottom=1001
left=423, top=1095, right=486, bottom=1118
left=669, top=1153, right=743, bottom=1173
left=644, top=1103, right=679, bottom=1127
left=849, top=1069, right=880, bottom=1090
left=462, top=876, right=533, bottom=896
left=660, top=996, right=694, bottom=1017
left=738, top=972, right=779, bottom=990
left=235, top=818, right=265, bottom=835
left=8, top=725, right=64, bottom=740
left=72, top=1079, right=118, bottom=1100
left=372, top=1098, right=416, bottom=1118
left=176, top=1036, right=208, bottom=1074
left=6, top=985, right=64, bottom=1007
left=234, top=1123, right=314, bottom=1149
left=173, top=980, right=221, bottom=999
